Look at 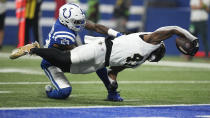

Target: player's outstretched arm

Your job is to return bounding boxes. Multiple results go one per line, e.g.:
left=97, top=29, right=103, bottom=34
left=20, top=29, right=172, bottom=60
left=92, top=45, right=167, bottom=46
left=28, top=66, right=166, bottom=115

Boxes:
left=85, top=20, right=122, bottom=37
left=143, top=26, right=199, bottom=56
left=143, top=26, right=197, bottom=45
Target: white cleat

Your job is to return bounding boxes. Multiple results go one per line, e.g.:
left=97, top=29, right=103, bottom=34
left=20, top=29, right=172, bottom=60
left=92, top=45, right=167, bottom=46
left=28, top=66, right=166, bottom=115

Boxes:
left=9, top=41, right=40, bottom=59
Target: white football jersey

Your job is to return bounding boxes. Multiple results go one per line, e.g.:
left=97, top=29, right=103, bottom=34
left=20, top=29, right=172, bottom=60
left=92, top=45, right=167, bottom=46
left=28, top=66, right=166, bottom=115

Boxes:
left=110, top=32, right=161, bottom=68
left=70, top=33, right=161, bottom=74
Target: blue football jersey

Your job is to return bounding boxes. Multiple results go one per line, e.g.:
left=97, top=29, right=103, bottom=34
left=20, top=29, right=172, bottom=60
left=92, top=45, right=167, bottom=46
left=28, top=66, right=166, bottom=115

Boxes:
left=45, top=19, right=77, bottom=48
left=41, top=19, right=78, bottom=69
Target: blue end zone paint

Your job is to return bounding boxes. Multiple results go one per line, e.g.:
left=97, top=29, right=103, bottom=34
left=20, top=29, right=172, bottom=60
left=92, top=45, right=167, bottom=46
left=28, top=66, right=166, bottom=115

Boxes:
left=1, top=105, right=210, bottom=118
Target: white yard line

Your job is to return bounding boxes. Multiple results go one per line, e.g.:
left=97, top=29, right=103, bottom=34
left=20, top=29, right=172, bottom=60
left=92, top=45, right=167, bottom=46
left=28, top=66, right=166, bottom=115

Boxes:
left=0, top=67, right=207, bottom=75
left=0, top=81, right=210, bottom=85
left=0, top=104, right=210, bottom=110
left=0, top=82, right=49, bottom=85
left=0, top=67, right=208, bottom=76
left=0, top=68, right=43, bottom=75
left=0, top=52, right=41, bottom=59
left=195, top=115, right=210, bottom=118
left=144, top=61, right=210, bottom=69
left=0, top=91, right=12, bottom=93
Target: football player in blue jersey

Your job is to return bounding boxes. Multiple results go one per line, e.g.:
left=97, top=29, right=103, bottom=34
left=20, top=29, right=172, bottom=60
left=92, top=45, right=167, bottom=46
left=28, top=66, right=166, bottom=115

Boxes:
left=40, top=3, right=123, bottom=101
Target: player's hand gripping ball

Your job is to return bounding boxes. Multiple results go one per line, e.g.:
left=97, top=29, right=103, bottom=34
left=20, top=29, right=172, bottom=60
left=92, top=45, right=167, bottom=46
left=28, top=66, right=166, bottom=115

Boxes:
left=176, top=37, right=199, bottom=56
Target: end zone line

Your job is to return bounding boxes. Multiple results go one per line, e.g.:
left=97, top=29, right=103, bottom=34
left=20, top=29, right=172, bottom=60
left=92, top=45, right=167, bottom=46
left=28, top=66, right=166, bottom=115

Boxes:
left=0, top=104, right=210, bottom=110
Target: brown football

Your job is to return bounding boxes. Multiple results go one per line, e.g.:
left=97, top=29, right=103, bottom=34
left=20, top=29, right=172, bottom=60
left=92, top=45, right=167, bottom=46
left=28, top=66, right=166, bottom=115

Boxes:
left=176, top=37, right=193, bottom=55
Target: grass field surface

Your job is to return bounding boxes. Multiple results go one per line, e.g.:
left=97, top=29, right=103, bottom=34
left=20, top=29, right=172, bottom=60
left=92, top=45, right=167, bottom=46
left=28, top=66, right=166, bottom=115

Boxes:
left=0, top=48, right=210, bottom=108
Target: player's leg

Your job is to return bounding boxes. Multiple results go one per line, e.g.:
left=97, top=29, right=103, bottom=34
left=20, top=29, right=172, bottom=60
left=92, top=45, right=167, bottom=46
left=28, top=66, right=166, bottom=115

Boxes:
left=0, top=12, right=6, bottom=49
left=42, top=65, right=72, bottom=99
left=96, top=68, right=110, bottom=90
left=96, top=68, right=123, bottom=101
left=24, top=19, right=31, bottom=45
left=198, top=21, right=209, bottom=58
left=30, top=48, right=71, bottom=72
left=33, top=1, right=42, bottom=45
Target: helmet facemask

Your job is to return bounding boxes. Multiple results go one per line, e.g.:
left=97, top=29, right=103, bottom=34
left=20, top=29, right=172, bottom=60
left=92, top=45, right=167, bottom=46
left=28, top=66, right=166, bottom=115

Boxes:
left=68, top=18, right=86, bottom=31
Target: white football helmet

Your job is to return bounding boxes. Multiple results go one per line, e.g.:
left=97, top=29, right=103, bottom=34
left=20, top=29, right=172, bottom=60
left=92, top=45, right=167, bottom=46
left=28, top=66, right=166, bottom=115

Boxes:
left=59, top=3, right=86, bottom=31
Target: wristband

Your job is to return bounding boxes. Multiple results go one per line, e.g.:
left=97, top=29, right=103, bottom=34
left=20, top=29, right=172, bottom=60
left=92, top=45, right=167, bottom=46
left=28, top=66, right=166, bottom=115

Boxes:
left=116, top=32, right=123, bottom=37
left=108, top=29, right=120, bottom=37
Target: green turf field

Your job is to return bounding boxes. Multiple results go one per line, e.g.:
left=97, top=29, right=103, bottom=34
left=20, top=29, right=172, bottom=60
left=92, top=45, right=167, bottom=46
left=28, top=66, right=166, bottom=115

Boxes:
left=0, top=48, right=210, bottom=107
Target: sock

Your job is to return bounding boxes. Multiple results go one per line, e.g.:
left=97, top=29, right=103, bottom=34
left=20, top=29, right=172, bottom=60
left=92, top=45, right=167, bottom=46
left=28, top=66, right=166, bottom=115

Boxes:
left=96, top=68, right=117, bottom=92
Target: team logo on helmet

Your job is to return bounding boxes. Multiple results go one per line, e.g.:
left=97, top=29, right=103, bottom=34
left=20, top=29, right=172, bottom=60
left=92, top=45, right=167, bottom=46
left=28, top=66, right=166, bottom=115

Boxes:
left=63, top=8, right=72, bottom=19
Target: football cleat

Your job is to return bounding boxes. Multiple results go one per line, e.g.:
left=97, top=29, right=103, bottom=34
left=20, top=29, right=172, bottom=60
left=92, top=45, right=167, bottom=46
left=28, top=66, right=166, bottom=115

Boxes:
left=9, top=41, right=40, bottom=59
left=107, top=91, right=123, bottom=102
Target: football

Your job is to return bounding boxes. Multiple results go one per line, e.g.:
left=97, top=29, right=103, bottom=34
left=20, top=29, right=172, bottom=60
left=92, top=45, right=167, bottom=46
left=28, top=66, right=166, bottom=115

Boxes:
left=175, top=37, right=199, bottom=56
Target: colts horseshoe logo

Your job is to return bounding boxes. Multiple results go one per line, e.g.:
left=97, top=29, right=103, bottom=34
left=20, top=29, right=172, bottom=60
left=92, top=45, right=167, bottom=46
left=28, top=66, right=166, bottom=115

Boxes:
left=63, top=8, right=72, bottom=18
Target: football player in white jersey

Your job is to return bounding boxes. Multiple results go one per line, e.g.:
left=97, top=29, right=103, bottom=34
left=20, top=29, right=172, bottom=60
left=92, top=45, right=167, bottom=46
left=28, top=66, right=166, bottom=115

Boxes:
left=11, top=3, right=123, bottom=101
left=10, top=26, right=199, bottom=100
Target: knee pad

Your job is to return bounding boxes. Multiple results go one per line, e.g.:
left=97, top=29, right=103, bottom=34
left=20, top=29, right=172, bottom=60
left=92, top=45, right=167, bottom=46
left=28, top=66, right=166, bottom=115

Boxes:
left=44, top=66, right=71, bottom=90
